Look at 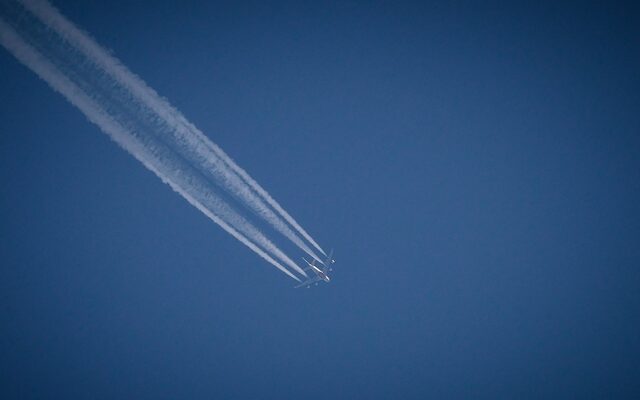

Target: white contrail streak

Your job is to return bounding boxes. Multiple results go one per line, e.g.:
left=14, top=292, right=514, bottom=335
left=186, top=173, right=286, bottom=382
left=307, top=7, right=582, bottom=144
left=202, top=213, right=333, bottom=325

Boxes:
left=0, top=10, right=305, bottom=280
left=221, top=163, right=328, bottom=258
left=18, top=0, right=327, bottom=259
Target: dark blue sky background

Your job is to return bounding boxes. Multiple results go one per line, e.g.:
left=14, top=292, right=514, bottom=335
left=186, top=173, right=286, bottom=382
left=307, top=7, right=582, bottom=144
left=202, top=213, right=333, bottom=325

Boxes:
left=1, top=1, right=639, bottom=398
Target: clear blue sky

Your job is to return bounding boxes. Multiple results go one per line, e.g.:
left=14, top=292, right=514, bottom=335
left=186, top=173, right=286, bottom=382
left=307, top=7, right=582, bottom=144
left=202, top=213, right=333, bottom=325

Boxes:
left=1, top=1, right=639, bottom=398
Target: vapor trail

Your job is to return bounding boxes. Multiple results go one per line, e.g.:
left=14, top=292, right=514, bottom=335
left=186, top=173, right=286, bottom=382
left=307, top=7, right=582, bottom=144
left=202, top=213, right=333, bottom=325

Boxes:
left=19, top=0, right=327, bottom=259
left=0, top=6, right=306, bottom=279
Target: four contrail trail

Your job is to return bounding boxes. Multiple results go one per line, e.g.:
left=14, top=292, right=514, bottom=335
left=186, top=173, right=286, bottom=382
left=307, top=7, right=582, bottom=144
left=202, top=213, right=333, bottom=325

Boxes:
left=17, top=0, right=327, bottom=260
left=0, top=18, right=302, bottom=280
left=0, top=0, right=324, bottom=279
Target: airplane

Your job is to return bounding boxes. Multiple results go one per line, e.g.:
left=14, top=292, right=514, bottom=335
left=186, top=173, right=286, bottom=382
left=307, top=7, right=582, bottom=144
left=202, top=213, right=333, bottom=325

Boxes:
left=295, top=249, right=335, bottom=288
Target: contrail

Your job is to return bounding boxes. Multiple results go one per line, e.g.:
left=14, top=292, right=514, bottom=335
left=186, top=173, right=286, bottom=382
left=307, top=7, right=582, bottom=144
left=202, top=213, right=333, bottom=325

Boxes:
left=0, top=5, right=307, bottom=279
left=215, top=159, right=328, bottom=258
left=18, top=0, right=327, bottom=259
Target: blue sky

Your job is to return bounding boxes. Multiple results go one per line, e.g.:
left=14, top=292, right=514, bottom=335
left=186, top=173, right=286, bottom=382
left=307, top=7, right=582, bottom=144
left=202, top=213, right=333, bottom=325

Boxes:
left=1, top=1, right=639, bottom=398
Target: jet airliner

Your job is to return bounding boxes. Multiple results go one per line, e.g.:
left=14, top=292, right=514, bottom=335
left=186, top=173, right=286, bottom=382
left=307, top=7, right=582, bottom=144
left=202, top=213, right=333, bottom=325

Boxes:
left=295, top=249, right=335, bottom=288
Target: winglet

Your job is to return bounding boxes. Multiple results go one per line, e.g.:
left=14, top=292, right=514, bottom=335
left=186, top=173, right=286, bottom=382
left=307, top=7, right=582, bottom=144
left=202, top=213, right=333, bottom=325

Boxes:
left=325, top=249, right=335, bottom=265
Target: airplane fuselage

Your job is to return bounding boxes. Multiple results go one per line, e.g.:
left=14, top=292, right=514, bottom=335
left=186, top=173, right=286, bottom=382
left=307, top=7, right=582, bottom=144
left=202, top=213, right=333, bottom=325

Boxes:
left=310, top=264, right=331, bottom=282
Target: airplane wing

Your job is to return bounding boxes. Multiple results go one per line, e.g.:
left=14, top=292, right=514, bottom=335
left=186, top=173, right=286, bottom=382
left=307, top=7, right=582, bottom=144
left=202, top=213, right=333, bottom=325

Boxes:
left=321, top=249, right=335, bottom=267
